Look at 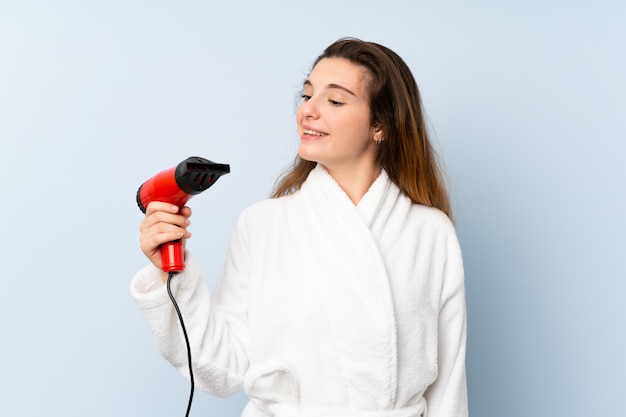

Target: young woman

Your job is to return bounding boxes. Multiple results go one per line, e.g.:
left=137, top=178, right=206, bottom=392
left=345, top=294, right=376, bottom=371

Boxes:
left=132, top=38, right=468, bottom=417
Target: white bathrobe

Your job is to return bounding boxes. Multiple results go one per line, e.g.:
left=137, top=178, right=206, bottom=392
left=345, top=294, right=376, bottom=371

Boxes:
left=131, top=165, right=468, bottom=417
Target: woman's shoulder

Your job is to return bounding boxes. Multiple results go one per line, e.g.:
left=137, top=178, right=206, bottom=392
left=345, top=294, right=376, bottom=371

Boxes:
left=228, top=196, right=295, bottom=245
left=235, top=195, right=294, bottom=228
left=406, top=201, right=458, bottom=239
left=409, top=201, right=453, bottom=224
left=242, top=195, right=290, bottom=216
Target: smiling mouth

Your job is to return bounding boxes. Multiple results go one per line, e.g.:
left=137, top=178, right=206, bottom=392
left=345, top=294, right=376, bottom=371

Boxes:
left=303, top=128, right=328, bottom=137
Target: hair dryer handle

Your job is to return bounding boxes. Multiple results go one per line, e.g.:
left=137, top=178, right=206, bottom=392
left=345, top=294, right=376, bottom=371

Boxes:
left=161, top=239, right=185, bottom=273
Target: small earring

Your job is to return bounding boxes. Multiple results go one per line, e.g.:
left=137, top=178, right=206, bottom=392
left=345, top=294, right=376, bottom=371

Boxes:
left=374, top=137, right=383, bottom=145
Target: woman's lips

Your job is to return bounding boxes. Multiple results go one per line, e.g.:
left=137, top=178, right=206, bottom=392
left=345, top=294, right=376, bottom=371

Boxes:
left=301, top=127, right=328, bottom=139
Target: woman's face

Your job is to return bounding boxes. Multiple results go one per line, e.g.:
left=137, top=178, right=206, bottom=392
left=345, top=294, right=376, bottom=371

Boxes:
left=297, top=57, right=382, bottom=175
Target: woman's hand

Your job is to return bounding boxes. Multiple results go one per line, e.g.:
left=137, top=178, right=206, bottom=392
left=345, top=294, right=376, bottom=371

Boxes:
left=139, top=201, right=192, bottom=280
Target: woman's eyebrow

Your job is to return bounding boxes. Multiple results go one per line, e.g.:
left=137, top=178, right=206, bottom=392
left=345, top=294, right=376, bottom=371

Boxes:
left=303, top=80, right=356, bottom=97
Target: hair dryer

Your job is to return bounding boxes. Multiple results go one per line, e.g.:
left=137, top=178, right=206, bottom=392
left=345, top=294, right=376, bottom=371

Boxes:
left=136, top=156, right=230, bottom=273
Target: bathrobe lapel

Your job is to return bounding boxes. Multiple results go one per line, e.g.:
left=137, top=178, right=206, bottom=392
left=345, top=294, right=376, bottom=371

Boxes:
left=287, top=165, right=399, bottom=408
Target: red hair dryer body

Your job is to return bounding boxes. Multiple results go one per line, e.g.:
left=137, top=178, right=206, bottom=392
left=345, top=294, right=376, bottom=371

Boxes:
left=136, top=156, right=230, bottom=273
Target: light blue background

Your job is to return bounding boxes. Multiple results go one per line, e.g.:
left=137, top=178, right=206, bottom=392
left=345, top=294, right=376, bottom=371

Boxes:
left=1, top=1, right=624, bottom=416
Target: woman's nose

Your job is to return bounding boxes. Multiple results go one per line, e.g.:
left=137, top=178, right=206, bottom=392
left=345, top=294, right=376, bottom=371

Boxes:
left=299, top=96, right=319, bottom=119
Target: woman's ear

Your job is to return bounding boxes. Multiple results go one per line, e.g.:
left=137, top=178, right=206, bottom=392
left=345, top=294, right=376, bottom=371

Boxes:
left=372, top=122, right=385, bottom=144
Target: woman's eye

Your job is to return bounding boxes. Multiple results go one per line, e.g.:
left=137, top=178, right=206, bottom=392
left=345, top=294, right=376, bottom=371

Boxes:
left=301, top=94, right=311, bottom=101
left=329, top=99, right=344, bottom=106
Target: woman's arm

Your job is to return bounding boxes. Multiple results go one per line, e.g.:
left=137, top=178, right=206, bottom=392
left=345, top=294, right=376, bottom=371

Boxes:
left=131, top=211, right=251, bottom=397
left=423, top=229, right=469, bottom=417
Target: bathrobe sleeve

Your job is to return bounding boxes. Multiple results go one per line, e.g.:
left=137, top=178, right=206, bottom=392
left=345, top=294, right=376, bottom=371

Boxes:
left=423, top=225, right=468, bottom=417
left=130, top=216, right=251, bottom=397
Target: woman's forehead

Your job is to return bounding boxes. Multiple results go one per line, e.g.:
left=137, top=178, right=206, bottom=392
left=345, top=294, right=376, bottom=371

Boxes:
left=306, top=58, right=369, bottom=94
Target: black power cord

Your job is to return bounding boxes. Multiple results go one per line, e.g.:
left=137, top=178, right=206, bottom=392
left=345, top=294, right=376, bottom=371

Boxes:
left=166, top=272, right=195, bottom=417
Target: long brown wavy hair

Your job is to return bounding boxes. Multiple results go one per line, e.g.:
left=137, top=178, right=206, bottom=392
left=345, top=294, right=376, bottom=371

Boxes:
left=272, top=38, right=452, bottom=220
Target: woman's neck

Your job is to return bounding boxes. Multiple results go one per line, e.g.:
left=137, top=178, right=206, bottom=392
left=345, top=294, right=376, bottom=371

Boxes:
left=322, top=163, right=382, bottom=205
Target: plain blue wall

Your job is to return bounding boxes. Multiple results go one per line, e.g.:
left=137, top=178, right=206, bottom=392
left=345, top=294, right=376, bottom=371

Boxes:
left=1, top=1, right=624, bottom=416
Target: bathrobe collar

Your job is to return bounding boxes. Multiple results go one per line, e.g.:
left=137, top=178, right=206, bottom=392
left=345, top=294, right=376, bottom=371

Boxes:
left=290, top=164, right=400, bottom=408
